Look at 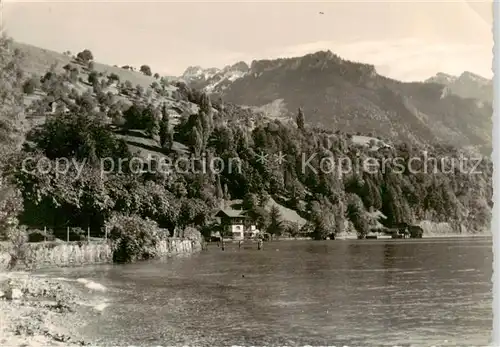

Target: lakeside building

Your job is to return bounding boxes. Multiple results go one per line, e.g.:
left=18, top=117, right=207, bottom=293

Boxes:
left=214, top=209, right=259, bottom=240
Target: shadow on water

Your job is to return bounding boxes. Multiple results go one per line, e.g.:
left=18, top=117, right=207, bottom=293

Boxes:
left=383, top=242, right=396, bottom=264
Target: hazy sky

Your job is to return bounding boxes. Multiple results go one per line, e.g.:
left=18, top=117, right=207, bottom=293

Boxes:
left=2, top=0, right=493, bottom=81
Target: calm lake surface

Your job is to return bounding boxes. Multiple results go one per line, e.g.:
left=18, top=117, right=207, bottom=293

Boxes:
left=40, top=238, right=492, bottom=346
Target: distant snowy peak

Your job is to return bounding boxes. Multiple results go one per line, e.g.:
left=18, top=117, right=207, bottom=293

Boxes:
left=179, top=62, right=250, bottom=93
left=426, top=71, right=491, bottom=86
left=425, top=72, right=457, bottom=85
left=457, top=71, right=491, bottom=86
left=425, top=71, right=492, bottom=103
left=181, top=66, right=220, bottom=82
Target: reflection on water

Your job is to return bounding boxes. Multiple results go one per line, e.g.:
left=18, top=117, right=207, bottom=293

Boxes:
left=40, top=238, right=492, bottom=346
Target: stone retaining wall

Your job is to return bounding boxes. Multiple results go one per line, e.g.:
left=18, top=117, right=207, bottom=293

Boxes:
left=0, top=238, right=201, bottom=270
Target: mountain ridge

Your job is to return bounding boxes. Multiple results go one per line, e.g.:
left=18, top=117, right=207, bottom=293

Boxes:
left=179, top=51, right=491, bottom=103
left=179, top=51, right=491, bottom=155
left=425, top=70, right=492, bottom=103
left=12, top=40, right=493, bottom=155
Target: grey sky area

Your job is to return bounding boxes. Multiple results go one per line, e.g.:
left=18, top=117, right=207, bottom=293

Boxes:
left=2, top=0, right=493, bottom=81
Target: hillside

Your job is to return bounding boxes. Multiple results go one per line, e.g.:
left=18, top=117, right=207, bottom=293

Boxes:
left=14, top=42, right=160, bottom=90
left=425, top=71, right=493, bottom=104
left=13, top=41, right=211, bottom=158
left=0, top=37, right=492, bottom=244
left=181, top=51, right=492, bottom=155
left=16, top=42, right=492, bottom=155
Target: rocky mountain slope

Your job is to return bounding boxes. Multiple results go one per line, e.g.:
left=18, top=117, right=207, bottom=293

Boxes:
left=15, top=40, right=491, bottom=155
left=425, top=71, right=493, bottom=104
left=181, top=51, right=492, bottom=155
left=179, top=61, right=250, bottom=94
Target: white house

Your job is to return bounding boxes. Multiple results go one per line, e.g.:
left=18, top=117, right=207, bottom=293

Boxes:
left=214, top=208, right=259, bottom=241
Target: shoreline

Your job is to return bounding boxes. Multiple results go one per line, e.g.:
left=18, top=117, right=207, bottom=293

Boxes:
left=0, top=271, right=97, bottom=346
left=219, top=233, right=492, bottom=242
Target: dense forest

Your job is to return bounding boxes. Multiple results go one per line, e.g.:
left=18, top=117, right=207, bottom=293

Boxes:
left=0, top=36, right=492, bottom=261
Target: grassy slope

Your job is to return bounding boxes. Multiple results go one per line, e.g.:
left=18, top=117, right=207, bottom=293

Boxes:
left=14, top=42, right=158, bottom=89
left=227, top=198, right=307, bottom=228
left=14, top=41, right=196, bottom=159
left=265, top=197, right=306, bottom=227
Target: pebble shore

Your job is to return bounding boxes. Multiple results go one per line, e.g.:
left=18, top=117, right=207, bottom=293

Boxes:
left=0, top=272, right=93, bottom=346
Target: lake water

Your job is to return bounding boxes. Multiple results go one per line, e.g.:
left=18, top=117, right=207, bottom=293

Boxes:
left=40, top=238, right=492, bottom=346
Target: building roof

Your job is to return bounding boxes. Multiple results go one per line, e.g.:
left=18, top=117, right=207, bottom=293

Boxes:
left=215, top=209, right=248, bottom=218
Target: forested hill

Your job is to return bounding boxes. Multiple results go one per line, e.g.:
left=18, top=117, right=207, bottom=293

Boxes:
left=0, top=38, right=492, bottom=247
left=182, top=51, right=492, bottom=156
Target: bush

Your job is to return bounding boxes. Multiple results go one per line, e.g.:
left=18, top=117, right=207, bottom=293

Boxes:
left=111, top=113, right=126, bottom=127
left=108, top=73, right=120, bottom=83
left=284, top=222, right=300, bottom=238
left=22, top=77, right=40, bottom=94
left=68, top=227, right=86, bottom=241
left=136, top=84, right=144, bottom=97
left=123, top=103, right=156, bottom=132
left=93, top=82, right=103, bottom=94
left=76, top=49, right=94, bottom=63
left=124, top=80, right=133, bottom=89
left=183, top=226, right=202, bottom=241
left=140, top=65, right=152, bottom=76
left=69, top=88, right=79, bottom=100
left=27, top=230, right=47, bottom=242
left=88, top=71, right=99, bottom=85
left=6, top=225, right=31, bottom=270
left=107, top=214, right=161, bottom=263
left=69, top=68, right=79, bottom=83
left=97, top=91, right=115, bottom=106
